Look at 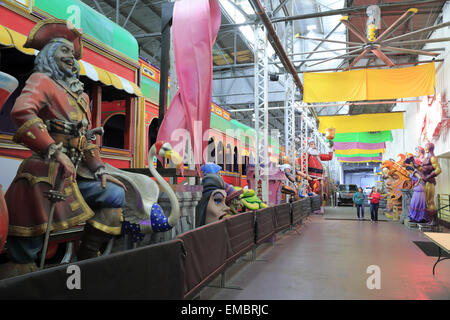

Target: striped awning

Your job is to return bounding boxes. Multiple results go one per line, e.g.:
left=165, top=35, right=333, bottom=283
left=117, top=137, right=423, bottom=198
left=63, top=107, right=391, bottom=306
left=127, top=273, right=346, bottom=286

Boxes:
left=0, top=25, right=142, bottom=97
left=78, top=60, right=142, bottom=97
left=0, top=25, right=37, bottom=55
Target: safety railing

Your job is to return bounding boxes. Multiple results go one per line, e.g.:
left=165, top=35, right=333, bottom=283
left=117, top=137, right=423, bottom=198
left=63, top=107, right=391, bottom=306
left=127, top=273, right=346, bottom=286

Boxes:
left=0, top=196, right=321, bottom=299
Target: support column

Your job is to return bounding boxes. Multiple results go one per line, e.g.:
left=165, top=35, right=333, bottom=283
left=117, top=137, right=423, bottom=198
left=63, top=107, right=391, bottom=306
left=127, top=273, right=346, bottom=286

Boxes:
left=124, top=97, right=133, bottom=152
left=158, top=2, right=174, bottom=128
left=254, top=21, right=269, bottom=203
left=284, top=15, right=296, bottom=177
left=90, top=84, right=102, bottom=146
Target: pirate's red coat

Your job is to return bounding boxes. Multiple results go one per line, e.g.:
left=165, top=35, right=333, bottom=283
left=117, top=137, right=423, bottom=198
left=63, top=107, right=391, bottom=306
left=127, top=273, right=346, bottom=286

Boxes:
left=5, top=73, right=103, bottom=237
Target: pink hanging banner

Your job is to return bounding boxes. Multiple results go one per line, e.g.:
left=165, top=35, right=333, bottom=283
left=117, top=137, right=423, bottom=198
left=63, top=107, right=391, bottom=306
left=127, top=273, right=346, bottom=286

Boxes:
left=156, top=0, right=221, bottom=173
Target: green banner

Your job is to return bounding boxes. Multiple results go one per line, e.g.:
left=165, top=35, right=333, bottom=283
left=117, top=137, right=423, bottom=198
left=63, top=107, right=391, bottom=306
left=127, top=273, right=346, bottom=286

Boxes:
left=141, top=76, right=160, bottom=104
left=34, top=0, right=139, bottom=62
left=333, top=131, right=393, bottom=143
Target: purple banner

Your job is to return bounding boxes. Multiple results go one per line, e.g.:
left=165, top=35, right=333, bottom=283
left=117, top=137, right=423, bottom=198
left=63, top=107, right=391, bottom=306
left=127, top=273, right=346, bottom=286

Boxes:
left=333, top=141, right=386, bottom=150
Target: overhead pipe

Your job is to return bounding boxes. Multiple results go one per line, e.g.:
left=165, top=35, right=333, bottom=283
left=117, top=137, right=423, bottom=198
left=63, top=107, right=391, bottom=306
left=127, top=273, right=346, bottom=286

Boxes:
left=270, top=0, right=444, bottom=23
left=212, top=48, right=444, bottom=71
left=248, top=0, right=319, bottom=121
left=213, top=58, right=443, bottom=79
left=304, top=100, right=422, bottom=108
left=221, top=0, right=443, bottom=29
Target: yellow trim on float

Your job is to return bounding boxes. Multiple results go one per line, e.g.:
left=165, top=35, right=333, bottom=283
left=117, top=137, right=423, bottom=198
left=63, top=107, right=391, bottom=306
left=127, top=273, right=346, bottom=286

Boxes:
left=79, top=60, right=143, bottom=97
left=0, top=25, right=36, bottom=55
left=0, top=25, right=143, bottom=97
left=334, top=148, right=385, bottom=155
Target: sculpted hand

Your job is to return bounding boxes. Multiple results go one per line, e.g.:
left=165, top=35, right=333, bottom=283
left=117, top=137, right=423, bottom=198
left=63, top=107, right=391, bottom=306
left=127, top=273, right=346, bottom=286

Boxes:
left=100, top=174, right=127, bottom=191
left=54, top=151, right=76, bottom=181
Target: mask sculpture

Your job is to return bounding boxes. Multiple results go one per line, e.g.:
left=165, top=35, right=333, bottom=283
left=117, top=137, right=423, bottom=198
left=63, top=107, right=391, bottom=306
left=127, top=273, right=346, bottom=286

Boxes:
left=196, top=174, right=230, bottom=227
left=380, top=154, right=413, bottom=220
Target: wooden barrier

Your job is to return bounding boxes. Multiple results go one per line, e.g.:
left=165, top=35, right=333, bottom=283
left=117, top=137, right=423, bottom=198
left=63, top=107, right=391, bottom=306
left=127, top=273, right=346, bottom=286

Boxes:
left=254, top=207, right=275, bottom=245
left=311, top=195, right=322, bottom=212
left=0, top=201, right=314, bottom=300
left=177, top=220, right=232, bottom=299
left=0, top=239, right=185, bottom=299
left=224, top=211, right=256, bottom=266
left=274, top=203, right=291, bottom=232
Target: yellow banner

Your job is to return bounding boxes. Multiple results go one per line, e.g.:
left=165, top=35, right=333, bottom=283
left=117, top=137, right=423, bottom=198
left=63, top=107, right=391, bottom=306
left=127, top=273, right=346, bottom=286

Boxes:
left=304, top=68, right=367, bottom=103
left=318, top=112, right=404, bottom=133
left=367, top=63, right=435, bottom=100
left=304, top=63, right=435, bottom=103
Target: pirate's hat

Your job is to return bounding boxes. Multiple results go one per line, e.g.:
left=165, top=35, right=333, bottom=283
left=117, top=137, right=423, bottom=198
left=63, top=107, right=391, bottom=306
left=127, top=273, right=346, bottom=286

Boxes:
left=24, top=19, right=83, bottom=59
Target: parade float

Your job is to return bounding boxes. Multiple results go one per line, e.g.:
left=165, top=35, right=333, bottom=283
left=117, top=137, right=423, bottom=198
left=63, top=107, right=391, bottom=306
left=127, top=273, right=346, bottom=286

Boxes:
left=0, top=0, right=290, bottom=280
left=0, top=0, right=151, bottom=269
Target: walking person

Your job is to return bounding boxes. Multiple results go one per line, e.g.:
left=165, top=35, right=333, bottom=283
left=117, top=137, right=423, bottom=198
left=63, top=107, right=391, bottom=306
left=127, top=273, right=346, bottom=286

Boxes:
left=368, top=187, right=381, bottom=222
left=352, top=187, right=366, bottom=220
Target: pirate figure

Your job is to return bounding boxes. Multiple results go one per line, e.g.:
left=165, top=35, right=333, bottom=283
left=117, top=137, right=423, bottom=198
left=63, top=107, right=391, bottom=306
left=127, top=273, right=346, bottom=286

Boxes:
left=1, top=19, right=126, bottom=278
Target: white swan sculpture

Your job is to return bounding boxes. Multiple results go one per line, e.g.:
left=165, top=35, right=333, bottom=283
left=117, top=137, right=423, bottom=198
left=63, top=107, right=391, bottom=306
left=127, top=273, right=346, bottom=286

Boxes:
left=104, top=141, right=182, bottom=242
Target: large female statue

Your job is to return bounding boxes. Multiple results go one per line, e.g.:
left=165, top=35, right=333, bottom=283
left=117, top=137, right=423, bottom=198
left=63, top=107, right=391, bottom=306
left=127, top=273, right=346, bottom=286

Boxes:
left=0, top=20, right=126, bottom=278
left=420, top=142, right=441, bottom=221
left=408, top=172, right=427, bottom=223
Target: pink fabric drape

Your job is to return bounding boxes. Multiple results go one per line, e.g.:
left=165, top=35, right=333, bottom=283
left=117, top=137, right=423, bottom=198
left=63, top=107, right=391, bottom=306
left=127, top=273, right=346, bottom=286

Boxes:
left=156, top=0, right=221, bottom=173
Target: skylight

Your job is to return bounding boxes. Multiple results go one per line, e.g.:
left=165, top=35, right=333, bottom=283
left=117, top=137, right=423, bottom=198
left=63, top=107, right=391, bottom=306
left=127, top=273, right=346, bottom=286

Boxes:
left=220, top=0, right=276, bottom=58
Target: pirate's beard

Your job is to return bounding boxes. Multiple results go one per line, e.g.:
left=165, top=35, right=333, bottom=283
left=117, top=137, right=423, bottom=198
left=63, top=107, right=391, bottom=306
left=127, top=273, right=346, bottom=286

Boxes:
left=64, top=76, right=85, bottom=95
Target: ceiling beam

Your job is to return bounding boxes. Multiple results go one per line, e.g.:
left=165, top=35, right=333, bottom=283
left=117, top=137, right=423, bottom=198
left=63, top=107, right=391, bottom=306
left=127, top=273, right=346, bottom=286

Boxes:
left=134, top=32, right=162, bottom=39
left=249, top=0, right=311, bottom=120
left=122, top=0, right=140, bottom=28
left=272, top=0, right=290, bottom=17
left=271, top=0, right=445, bottom=23
left=101, top=0, right=160, bottom=60
left=297, top=21, right=342, bottom=70
left=92, top=0, right=105, bottom=15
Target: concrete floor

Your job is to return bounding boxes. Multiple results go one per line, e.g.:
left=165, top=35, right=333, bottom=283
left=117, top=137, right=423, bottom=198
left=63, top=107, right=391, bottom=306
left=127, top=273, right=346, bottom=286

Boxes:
left=200, top=206, right=450, bottom=300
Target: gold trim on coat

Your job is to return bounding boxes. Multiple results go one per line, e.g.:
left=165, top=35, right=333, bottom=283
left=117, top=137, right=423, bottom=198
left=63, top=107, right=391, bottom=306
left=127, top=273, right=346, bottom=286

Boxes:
left=14, top=160, right=57, bottom=187
left=87, top=220, right=122, bottom=235
left=8, top=206, right=94, bottom=237
left=13, top=118, right=44, bottom=143
left=7, top=178, right=95, bottom=237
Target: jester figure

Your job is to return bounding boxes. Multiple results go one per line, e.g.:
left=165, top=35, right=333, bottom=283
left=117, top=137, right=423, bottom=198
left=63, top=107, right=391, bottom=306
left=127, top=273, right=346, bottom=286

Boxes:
left=0, top=20, right=127, bottom=278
